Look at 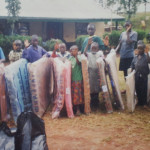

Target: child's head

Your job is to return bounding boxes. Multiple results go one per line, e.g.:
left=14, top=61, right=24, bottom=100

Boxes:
left=137, top=40, right=145, bottom=55
left=31, top=35, right=39, bottom=47
left=124, top=21, right=132, bottom=31
left=87, top=24, right=96, bottom=36
left=59, top=43, right=66, bottom=54
left=70, top=45, right=78, bottom=57
left=14, top=40, right=22, bottom=51
left=91, top=42, right=99, bottom=53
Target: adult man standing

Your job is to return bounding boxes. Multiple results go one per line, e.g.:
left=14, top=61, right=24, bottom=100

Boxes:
left=117, top=21, right=138, bottom=79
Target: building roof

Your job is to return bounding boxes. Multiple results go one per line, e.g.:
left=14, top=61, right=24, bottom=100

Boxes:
left=0, top=0, right=124, bottom=22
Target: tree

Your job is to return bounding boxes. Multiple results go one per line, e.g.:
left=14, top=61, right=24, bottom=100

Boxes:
left=5, top=0, right=21, bottom=35
left=106, top=0, right=142, bottom=20
left=143, top=0, right=150, bottom=17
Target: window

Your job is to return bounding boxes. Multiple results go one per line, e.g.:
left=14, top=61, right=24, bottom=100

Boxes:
left=75, top=23, right=88, bottom=37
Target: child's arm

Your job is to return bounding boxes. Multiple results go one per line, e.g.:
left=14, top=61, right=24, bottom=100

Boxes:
left=130, top=58, right=135, bottom=72
left=51, top=43, right=59, bottom=58
left=24, top=40, right=30, bottom=49
left=84, top=38, right=92, bottom=56
left=146, top=51, right=150, bottom=63
left=84, top=44, right=88, bottom=57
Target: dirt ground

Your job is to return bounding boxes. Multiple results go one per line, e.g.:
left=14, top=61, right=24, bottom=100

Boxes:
left=4, top=56, right=150, bottom=150
left=44, top=108, right=150, bottom=150
left=43, top=57, right=150, bottom=150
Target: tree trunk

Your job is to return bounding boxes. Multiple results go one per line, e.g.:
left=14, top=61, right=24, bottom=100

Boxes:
left=128, top=0, right=131, bottom=20
left=11, top=23, right=14, bottom=35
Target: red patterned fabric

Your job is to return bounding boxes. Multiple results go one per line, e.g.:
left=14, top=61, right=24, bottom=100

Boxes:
left=0, top=64, right=7, bottom=121
left=71, top=81, right=84, bottom=105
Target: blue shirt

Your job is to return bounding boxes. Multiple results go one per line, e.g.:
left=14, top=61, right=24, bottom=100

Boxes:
left=119, top=31, right=137, bottom=58
left=22, top=45, right=48, bottom=63
left=0, top=47, right=5, bottom=59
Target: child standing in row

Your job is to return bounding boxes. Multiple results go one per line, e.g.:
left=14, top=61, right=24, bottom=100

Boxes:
left=51, top=43, right=70, bottom=59
left=9, top=40, right=23, bottom=64
left=131, top=40, right=150, bottom=107
left=58, top=43, right=70, bottom=59
left=84, top=40, right=104, bottom=108
left=22, top=35, right=49, bottom=63
left=69, top=45, right=84, bottom=115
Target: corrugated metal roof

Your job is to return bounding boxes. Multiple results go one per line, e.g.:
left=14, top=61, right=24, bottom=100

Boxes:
left=0, top=0, right=124, bottom=22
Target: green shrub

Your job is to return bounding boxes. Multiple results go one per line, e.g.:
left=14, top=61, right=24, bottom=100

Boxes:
left=136, top=30, right=146, bottom=41
left=0, top=35, right=42, bottom=60
left=103, top=33, right=110, bottom=39
left=146, top=32, right=150, bottom=43
left=43, top=39, right=63, bottom=51
left=76, top=35, right=89, bottom=51
left=107, top=31, right=121, bottom=47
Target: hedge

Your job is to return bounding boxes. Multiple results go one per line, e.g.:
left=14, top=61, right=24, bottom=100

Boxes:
left=103, top=29, right=148, bottom=48
left=136, top=30, right=146, bottom=41
left=76, top=35, right=89, bottom=51
left=42, top=39, right=63, bottom=51
left=0, top=35, right=42, bottom=60
left=0, top=35, right=63, bottom=60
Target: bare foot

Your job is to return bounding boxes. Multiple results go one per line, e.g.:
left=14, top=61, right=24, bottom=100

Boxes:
left=76, top=110, right=81, bottom=116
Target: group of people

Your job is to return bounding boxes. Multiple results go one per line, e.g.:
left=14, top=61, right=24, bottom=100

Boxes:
left=116, top=21, right=150, bottom=107
left=0, top=21, right=150, bottom=116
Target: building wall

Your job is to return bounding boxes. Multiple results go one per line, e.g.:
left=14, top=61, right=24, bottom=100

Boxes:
left=63, top=22, right=76, bottom=42
left=28, top=21, right=104, bottom=42
left=29, top=21, right=47, bottom=39
left=90, top=22, right=105, bottom=37
left=63, top=22, right=105, bottom=42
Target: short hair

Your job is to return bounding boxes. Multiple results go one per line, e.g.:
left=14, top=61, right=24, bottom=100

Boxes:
left=14, top=40, right=22, bottom=45
left=87, top=23, right=96, bottom=29
left=59, top=43, right=66, bottom=48
left=137, top=40, right=145, bottom=48
left=31, top=35, right=39, bottom=41
left=124, top=21, right=132, bottom=27
left=70, top=45, right=78, bottom=50
left=91, top=42, right=99, bottom=48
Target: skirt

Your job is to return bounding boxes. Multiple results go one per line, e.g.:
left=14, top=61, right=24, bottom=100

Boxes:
left=71, top=81, right=84, bottom=105
left=119, top=57, right=133, bottom=71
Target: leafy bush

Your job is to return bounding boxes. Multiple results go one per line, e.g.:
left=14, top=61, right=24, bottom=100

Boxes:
left=146, top=32, right=150, bottom=43
left=109, top=31, right=122, bottom=47
left=136, top=30, right=146, bottom=41
left=103, top=29, right=148, bottom=48
left=103, top=31, right=121, bottom=48
left=76, top=35, right=89, bottom=51
left=103, top=33, right=110, bottom=39
left=43, top=39, right=62, bottom=51
left=0, top=35, right=42, bottom=60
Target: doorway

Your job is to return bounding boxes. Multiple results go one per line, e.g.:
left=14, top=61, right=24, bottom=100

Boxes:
left=47, top=22, right=63, bottom=40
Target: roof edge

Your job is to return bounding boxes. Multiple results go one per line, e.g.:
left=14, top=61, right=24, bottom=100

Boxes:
left=0, top=16, right=125, bottom=22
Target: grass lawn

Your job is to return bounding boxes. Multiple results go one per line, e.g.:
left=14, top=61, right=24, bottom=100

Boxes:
left=43, top=57, right=150, bottom=150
